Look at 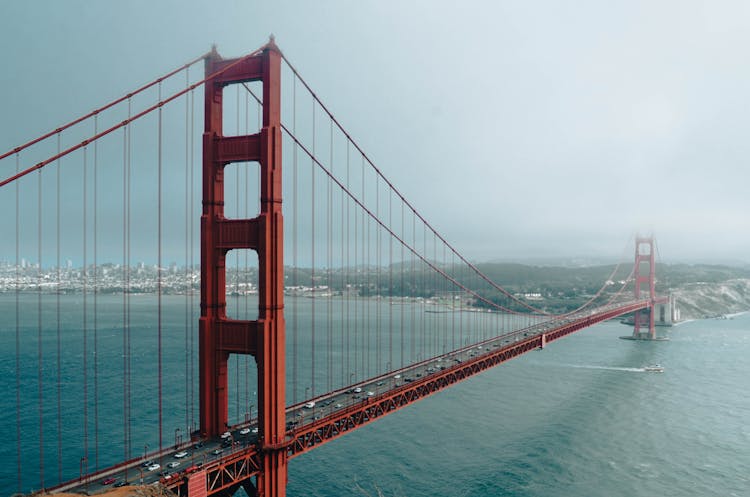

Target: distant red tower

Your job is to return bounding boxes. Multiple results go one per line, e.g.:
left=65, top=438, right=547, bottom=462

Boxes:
left=633, top=236, right=656, bottom=339
left=200, top=39, right=287, bottom=496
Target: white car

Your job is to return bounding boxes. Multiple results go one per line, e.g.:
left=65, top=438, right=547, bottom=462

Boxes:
left=167, top=461, right=180, bottom=468
left=174, top=451, right=188, bottom=458
left=303, top=401, right=316, bottom=409
left=353, top=387, right=362, bottom=393
left=147, top=463, right=160, bottom=472
left=251, top=427, right=258, bottom=434
left=220, top=431, right=232, bottom=439
left=366, top=391, right=375, bottom=397
left=239, top=428, right=251, bottom=435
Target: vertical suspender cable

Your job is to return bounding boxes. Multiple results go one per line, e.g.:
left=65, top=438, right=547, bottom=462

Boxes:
left=340, top=142, right=346, bottom=387
left=362, top=156, right=368, bottom=378
left=433, top=232, right=438, bottom=356
left=184, top=69, right=191, bottom=433
left=291, top=76, right=298, bottom=406
left=410, top=209, right=415, bottom=364
left=311, top=100, right=316, bottom=399
left=345, top=141, right=350, bottom=385
left=450, top=246, right=454, bottom=348
left=400, top=200, right=405, bottom=364
left=123, top=98, right=132, bottom=462
left=15, top=153, right=21, bottom=493
left=184, top=68, right=192, bottom=432
left=82, top=146, right=88, bottom=479
left=444, top=242, right=448, bottom=353
left=364, top=162, right=369, bottom=378
left=189, top=81, right=196, bottom=433
left=235, top=85, right=241, bottom=422
left=360, top=156, right=369, bottom=378
left=388, top=188, right=393, bottom=366
left=353, top=148, right=358, bottom=382
left=376, top=176, right=382, bottom=373
left=157, top=81, right=164, bottom=453
left=457, top=252, right=462, bottom=352
left=127, top=99, right=133, bottom=461
left=327, top=119, right=333, bottom=393
left=244, top=91, right=251, bottom=417
left=122, top=126, right=128, bottom=469
left=56, top=136, right=62, bottom=484
left=38, top=164, right=45, bottom=488
left=421, top=221, right=426, bottom=361
left=93, top=115, right=99, bottom=470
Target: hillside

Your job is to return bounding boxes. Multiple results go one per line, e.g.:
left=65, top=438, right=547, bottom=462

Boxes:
left=671, top=279, right=750, bottom=319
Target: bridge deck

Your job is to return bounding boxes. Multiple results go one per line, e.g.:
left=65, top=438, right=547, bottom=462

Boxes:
left=50, top=300, right=649, bottom=495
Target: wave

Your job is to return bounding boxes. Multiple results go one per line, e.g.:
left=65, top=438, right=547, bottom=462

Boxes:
left=559, top=364, right=646, bottom=372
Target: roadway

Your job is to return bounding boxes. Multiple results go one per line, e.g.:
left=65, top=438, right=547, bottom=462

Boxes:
left=51, top=301, right=646, bottom=494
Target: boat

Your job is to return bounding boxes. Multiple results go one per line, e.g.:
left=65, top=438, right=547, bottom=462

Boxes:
left=644, top=364, right=664, bottom=373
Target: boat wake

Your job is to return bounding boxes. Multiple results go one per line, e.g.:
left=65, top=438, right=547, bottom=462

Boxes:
left=562, top=364, right=646, bottom=373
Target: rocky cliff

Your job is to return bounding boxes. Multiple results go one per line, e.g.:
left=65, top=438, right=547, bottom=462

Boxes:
left=672, top=278, right=750, bottom=320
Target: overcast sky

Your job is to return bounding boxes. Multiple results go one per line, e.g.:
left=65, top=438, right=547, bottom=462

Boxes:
left=1, top=1, right=749, bottom=265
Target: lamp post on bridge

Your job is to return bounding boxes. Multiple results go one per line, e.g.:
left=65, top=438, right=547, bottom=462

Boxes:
left=175, top=427, right=181, bottom=447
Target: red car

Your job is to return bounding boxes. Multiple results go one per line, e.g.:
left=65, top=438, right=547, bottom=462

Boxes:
left=101, top=477, right=117, bottom=485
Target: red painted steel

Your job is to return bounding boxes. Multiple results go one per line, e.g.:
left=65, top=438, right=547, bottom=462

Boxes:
left=284, top=301, right=650, bottom=458
left=633, top=237, right=656, bottom=339
left=165, top=301, right=650, bottom=496
left=188, top=471, right=208, bottom=497
left=200, top=38, right=287, bottom=496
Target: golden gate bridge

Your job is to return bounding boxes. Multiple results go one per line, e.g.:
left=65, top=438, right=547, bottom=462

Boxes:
left=0, top=38, right=667, bottom=496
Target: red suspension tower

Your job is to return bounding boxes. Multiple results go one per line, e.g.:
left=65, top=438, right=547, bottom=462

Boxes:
left=632, top=236, right=656, bottom=339
left=200, top=39, right=287, bottom=496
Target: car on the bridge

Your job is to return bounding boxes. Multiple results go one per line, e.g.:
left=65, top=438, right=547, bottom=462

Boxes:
left=147, top=463, right=161, bottom=471
left=212, top=448, right=223, bottom=455
left=221, top=431, right=232, bottom=439
left=167, top=461, right=180, bottom=468
left=174, top=450, right=188, bottom=458
left=240, top=428, right=251, bottom=435
left=304, top=401, right=316, bottom=409
left=101, top=477, right=117, bottom=485
left=114, top=480, right=128, bottom=487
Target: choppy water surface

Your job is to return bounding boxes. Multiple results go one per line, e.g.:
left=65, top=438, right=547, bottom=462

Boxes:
left=286, top=313, right=750, bottom=497
left=1, top=295, right=748, bottom=496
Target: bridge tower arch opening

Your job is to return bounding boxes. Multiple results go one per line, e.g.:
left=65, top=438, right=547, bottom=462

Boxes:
left=200, top=38, right=287, bottom=496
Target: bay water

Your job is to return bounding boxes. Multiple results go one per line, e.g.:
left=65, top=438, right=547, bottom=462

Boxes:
left=1, top=295, right=748, bottom=496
